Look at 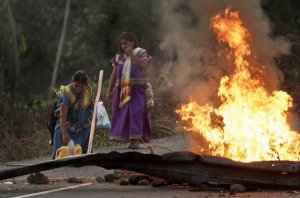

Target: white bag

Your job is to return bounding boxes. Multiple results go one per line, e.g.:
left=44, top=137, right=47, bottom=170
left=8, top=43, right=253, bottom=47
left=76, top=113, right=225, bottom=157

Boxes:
left=96, top=101, right=111, bottom=130
left=97, top=101, right=105, bottom=120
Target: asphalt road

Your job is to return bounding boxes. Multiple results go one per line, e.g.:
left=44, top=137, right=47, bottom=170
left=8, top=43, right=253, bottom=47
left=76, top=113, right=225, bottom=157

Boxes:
left=0, top=181, right=295, bottom=198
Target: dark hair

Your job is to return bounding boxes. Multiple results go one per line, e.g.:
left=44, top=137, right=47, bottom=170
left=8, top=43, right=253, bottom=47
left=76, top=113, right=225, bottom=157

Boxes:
left=119, top=32, right=138, bottom=53
left=72, top=70, right=88, bottom=85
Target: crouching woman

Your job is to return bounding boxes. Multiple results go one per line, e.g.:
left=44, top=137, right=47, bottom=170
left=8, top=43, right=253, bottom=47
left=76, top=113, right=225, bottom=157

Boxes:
left=52, top=70, right=93, bottom=159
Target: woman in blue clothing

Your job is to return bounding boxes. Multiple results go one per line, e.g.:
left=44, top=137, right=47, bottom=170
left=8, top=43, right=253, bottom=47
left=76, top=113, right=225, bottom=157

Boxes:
left=52, top=70, right=93, bottom=159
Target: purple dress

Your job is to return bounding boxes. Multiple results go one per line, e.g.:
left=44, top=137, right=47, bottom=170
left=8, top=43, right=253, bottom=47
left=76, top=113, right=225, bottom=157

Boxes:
left=109, top=50, right=152, bottom=142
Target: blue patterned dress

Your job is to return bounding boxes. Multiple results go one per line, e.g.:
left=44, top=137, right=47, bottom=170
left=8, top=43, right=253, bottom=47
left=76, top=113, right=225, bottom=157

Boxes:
left=52, top=84, right=93, bottom=159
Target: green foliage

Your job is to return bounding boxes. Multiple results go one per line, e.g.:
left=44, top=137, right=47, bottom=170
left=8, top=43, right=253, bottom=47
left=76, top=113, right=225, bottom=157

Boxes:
left=0, top=93, right=31, bottom=138
left=0, top=0, right=162, bottom=140
left=4, top=0, right=161, bottom=100
left=0, top=94, right=51, bottom=161
left=0, top=0, right=163, bottom=161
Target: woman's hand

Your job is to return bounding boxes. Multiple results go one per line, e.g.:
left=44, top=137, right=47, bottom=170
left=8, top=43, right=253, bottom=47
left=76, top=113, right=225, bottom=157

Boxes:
left=62, top=132, right=71, bottom=145
left=124, top=45, right=133, bottom=55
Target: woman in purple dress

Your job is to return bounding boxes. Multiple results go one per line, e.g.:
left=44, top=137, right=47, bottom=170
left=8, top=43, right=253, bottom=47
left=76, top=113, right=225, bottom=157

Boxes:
left=107, top=32, right=152, bottom=149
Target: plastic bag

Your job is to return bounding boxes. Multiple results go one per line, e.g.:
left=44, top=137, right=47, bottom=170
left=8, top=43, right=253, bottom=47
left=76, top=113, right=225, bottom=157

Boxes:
left=96, top=101, right=105, bottom=120
left=96, top=101, right=111, bottom=130
left=67, top=139, right=75, bottom=155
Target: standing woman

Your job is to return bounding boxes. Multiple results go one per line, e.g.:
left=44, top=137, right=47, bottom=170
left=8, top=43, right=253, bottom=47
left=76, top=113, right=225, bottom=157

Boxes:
left=107, top=32, right=152, bottom=149
left=52, top=70, right=93, bottom=159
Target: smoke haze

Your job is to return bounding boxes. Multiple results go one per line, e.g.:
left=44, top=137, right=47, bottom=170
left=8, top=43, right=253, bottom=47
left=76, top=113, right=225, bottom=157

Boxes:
left=158, top=0, right=291, bottom=106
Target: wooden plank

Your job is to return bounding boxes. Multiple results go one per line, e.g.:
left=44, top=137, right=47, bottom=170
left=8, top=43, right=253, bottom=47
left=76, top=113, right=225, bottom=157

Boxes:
left=87, top=69, right=104, bottom=154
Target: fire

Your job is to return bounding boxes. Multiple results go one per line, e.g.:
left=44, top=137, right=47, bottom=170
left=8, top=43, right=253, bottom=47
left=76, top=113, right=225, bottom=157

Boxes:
left=176, top=8, right=300, bottom=162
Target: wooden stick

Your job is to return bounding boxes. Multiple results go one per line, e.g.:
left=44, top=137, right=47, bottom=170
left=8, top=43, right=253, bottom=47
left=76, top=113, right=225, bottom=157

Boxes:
left=87, top=70, right=104, bottom=154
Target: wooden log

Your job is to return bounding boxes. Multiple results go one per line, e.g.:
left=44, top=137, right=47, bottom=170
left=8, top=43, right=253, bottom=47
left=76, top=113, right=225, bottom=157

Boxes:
left=0, top=151, right=299, bottom=188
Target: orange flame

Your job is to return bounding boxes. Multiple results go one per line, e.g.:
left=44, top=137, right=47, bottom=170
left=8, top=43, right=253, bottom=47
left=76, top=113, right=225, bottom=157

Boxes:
left=176, top=8, right=300, bottom=162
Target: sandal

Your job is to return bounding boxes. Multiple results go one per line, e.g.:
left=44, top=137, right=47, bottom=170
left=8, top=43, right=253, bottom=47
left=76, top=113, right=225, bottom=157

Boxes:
left=128, top=140, right=139, bottom=149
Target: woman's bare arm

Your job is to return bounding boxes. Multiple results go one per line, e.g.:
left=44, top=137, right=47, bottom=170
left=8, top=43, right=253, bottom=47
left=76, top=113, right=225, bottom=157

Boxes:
left=60, top=103, right=70, bottom=145
left=128, top=51, right=149, bottom=68
left=107, top=67, right=116, bottom=99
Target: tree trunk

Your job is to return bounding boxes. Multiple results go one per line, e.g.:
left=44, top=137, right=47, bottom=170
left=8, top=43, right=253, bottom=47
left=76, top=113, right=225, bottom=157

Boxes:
left=50, top=0, right=71, bottom=90
left=6, top=0, right=19, bottom=98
